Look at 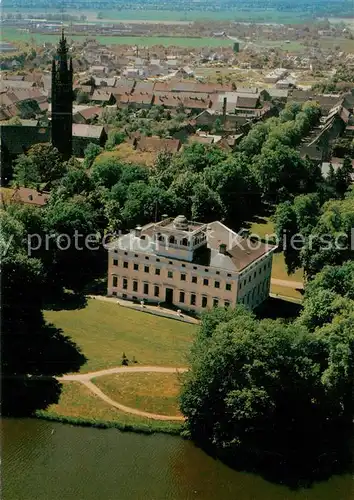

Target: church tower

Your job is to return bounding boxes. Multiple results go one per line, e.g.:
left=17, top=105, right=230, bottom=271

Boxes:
left=51, top=29, right=73, bottom=160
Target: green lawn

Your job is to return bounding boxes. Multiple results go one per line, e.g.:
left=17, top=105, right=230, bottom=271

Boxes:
left=1, top=7, right=317, bottom=24
left=247, top=217, right=275, bottom=240
left=44, top=298, right=196, bottom=373
left=272, top=252, right=304, bottom=283
left=93, top=372, right=183, bottom=416
left=38, top=381, right=182, bottom=432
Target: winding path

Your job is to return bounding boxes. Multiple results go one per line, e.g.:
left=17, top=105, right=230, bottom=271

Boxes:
left=58, top=366, right=188, bottom=421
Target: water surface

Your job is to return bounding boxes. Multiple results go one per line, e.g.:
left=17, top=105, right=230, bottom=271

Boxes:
left=2, top=419, right=353, bottom=500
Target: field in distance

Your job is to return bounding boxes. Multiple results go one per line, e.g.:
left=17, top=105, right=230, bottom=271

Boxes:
left=0, top=7, right=330, bottom=24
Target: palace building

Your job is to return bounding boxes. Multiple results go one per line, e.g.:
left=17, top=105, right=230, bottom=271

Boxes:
left=107, top=215, right=277, bottom=312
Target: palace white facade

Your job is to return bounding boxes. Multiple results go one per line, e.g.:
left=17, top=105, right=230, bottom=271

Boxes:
left=107, top=216, right=277, bottom=312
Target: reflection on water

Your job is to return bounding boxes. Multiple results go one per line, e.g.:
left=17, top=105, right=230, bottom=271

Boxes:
left=2, top=419, right=353, bottom=500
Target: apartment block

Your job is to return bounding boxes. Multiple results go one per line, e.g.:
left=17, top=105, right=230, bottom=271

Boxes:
left=107, top=215, right=277, bottom=312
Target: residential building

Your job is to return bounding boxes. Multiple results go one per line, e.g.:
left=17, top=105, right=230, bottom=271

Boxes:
left=11, top=187, right=50, bottom=207
left=72, top=124, right=108, bottom=156
left=107, top=216, right=276, bottom=312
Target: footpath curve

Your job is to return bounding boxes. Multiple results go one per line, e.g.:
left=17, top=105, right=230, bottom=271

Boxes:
left=57, top=366, right=188, bottom=421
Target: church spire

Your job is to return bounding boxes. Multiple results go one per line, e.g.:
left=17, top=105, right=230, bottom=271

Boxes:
left=51, top=31, right=73, bottom=160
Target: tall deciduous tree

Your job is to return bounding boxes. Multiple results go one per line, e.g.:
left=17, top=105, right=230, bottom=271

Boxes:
left=180, top=306, right=354, bottom=483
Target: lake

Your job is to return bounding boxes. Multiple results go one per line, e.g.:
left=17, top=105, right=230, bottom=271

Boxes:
left=2, top=418, right=353, bottom=500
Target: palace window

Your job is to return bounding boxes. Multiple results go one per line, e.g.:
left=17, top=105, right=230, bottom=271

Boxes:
left=123, top=278, right=128, bottom=290
left=113, top=259, right=118, bottom=266
left=123, top=261, right=128, bottom=269
left=192, top=276, right=197, bottom=284
left=179, top=291, right=185, bottom=303
left=113, top=276, right=118, bottom=287
left=203, top=278, right=209, bottom=286
left=154, top=286, right=159, bottom=297
left=202, top=296, right=208, bottom=308
left=144, top=283, right=149, bottom=295
left=144, top=266, right=149, bottom=273
left=134, top=263, right=139, bottom=271
left=214, top=281, right=220, bottom=289
left=155, top=268, right=161, bottom=275
left=213, top=299, right=219, bottom=307
left=190, top=294, right=196, bottom=306
left=181, top=273, right=186, bottom=281
left=226, top=283, right=232, bottom=291
left=168, top=271, right=173, bottom=279
left=133, top=281, right=138, bottom=292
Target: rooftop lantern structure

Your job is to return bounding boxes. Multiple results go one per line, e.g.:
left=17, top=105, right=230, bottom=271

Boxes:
left=173, top=215, right=188, bottom=231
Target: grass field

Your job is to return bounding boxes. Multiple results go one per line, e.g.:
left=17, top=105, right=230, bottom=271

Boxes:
left=272, top=252, right=304, bottom=282
left=44, top=298, right=196, bottom=373
left=247, top=217, right=304, bottom=295
left=1, top=27, right=233, bottom=48
left=247, top=216, right=275, bottom=240
left=37, top=381, right=182, bottom=432
left=1, top=7, right=320, bottom=24
left=270, top=284, right=303, bottom=301
left=94, top=146, right=156, bottom=167
left=93, top=372, right=183, bottom=416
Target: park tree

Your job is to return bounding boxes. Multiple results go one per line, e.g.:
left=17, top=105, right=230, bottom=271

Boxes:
left=44, top=198, right=100, bottom=291
left=105, top=130, right=126, bottom=150
left=76, top=90, right=89, bottom=104
left=12, top=155, right=41, bottom=188
left=121, top=182, right=180, bottom=229
left=279, top=102, right=302, bottom=122
left=253, top=145, right=310, bottom=201
left=203, top=155, right=259, bottom=226
left=1, top=209, right=85, bottom=416
left=91, top=156, right=123, bottom=189
left=334, top=157, right=353, bottom=197
left=56, top=162, right=92, bottom=199
left=191, top=183, right=225, bottom=222
left=173, top=143, right=227, bottom=173
left=238, top=122, right=270, bottom=157
left=300, top=192, right=354, bottom=277
left=21, top=144, right=65, bottom=184
left=304, top=261, right=354, bottom=301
